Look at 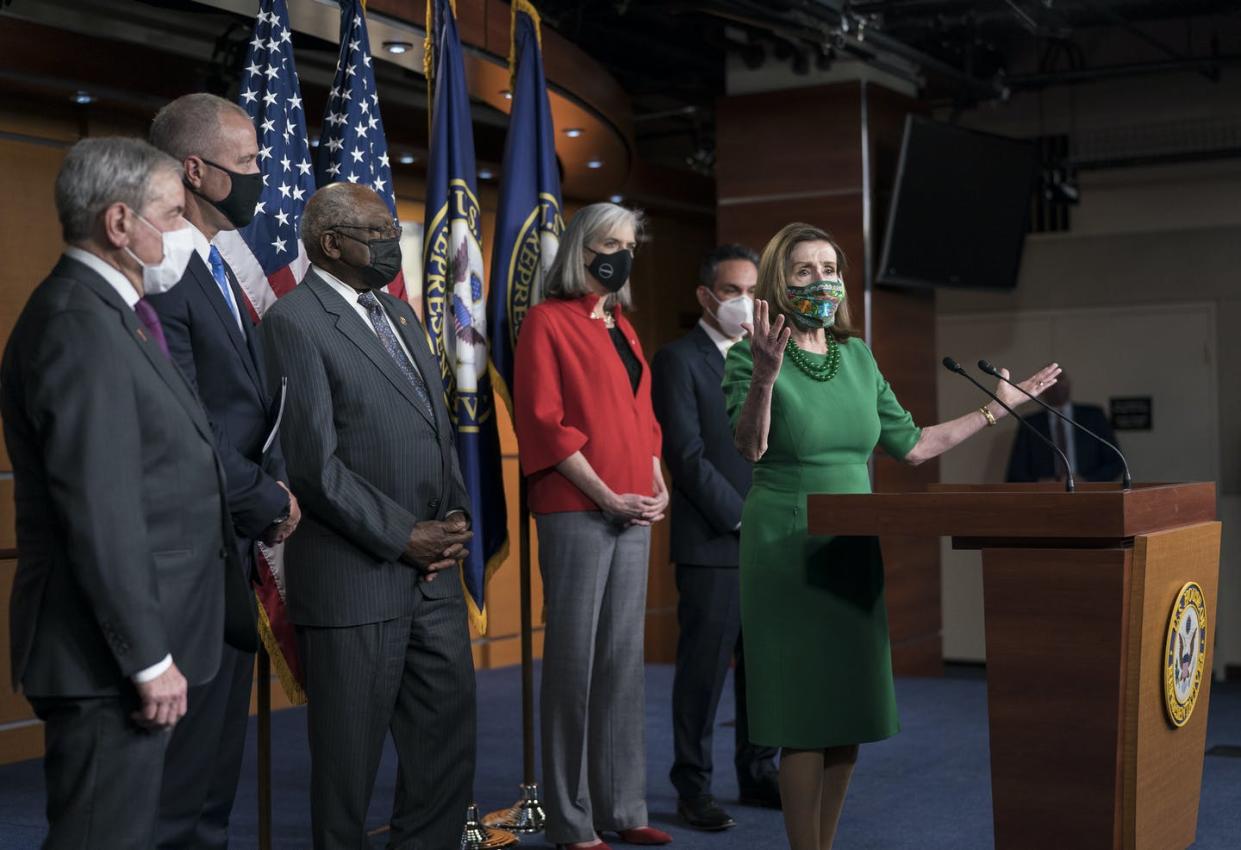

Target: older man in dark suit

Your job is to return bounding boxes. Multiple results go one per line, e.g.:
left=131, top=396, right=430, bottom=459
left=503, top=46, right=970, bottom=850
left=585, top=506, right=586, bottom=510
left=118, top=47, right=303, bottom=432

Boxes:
left=262, top=182, right=476, bottom=849
left=651, top=244, right=780, bottom=831
left=1, top=137, right=238, bottom=849
left=146, top=92, right=301, bottom=850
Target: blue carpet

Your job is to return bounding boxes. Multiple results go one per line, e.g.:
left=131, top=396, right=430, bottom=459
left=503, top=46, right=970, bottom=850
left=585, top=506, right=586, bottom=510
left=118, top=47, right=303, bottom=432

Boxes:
left=1, top=665, right=1238, bottom=848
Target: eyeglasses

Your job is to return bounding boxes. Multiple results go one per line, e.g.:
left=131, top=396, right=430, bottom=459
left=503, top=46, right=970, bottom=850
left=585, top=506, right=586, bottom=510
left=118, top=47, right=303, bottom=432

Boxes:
left=332, top=221, right=403, bottom=240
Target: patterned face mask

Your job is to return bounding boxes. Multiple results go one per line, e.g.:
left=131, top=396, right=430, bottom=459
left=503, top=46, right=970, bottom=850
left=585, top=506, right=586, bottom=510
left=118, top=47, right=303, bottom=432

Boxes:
left=786, top=278, right=845, bottom=329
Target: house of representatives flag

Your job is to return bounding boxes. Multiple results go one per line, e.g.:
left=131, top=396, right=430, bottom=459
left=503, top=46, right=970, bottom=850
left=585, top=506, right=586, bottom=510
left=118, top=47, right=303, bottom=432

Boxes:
left=423, top=0, right=508, bottom=633
left=487, top=0, right=564, bottom=415
left=213, top=0, right=315, bottom=706
left=316, top=0, right=405, bottom=300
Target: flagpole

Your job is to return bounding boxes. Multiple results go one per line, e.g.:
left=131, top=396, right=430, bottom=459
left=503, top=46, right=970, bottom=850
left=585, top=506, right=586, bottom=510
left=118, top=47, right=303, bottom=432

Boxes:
left=519, top=477, right=536, bottom=784
left=257, top=645, right=273, bottom=850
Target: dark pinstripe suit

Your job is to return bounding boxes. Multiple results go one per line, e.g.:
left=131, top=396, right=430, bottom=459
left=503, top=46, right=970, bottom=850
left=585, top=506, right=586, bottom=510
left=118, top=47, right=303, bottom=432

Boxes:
left=262, top=270, right=475, bottom=849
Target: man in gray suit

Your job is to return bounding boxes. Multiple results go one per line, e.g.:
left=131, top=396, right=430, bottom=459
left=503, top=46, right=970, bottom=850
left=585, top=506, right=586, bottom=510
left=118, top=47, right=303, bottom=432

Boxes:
left=2, top=137, right=238, bottom=849
left=262, top=182, right=476, bottom=849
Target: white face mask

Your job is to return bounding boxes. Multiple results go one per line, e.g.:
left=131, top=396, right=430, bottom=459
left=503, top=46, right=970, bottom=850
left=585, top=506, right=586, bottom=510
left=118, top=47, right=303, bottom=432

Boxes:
left=124, top=214, right=195, bottom=295
left=705, top=289, right=754, bottom=339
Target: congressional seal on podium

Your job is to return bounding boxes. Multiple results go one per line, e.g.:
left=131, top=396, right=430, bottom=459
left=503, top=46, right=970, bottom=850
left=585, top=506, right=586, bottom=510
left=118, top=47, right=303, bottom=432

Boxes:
left=1164, top=581, right=1208, bottom=728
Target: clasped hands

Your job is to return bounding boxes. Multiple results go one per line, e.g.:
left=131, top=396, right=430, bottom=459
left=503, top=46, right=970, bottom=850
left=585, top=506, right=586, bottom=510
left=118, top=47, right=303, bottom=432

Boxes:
left=602, top=458, right=669, bottom=528
left=403, top=512, right=472, bottom=582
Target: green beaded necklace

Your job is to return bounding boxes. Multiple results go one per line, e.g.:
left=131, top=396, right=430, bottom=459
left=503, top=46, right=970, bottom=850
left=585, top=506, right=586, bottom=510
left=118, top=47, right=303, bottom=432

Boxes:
left=785, top=335, right=841, bottom=382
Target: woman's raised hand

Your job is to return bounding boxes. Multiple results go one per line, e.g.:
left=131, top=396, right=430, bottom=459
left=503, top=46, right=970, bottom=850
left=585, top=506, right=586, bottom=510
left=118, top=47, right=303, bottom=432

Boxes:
left=742, top=299, right=791, bottom=386
left=995, top=362, right=1062, bottom=409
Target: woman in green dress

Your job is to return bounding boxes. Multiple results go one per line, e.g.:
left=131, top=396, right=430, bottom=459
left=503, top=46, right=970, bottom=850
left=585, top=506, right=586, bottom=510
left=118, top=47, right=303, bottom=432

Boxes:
left=724, top=222, right=1060, bottom=850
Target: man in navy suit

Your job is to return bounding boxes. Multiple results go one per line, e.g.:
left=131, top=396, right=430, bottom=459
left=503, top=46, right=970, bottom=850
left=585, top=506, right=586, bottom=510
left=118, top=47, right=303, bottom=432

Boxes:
left=651, top=244, right=780, bottom=831
left=1005, top=371, right=1124, bottom=483
left=147, top=93, right=301, bottom=850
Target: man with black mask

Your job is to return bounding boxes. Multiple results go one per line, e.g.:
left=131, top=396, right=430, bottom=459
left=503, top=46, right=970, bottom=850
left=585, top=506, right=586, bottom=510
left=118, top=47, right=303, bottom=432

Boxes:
left=146, top=92, right=300, bottom=849
left=263, top=182, right=477, bottom=848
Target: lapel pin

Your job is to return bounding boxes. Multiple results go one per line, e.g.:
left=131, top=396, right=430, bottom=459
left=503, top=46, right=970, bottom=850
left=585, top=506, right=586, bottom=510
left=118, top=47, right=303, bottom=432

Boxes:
left=399, top=316, right=408, bottom=326
left=136, top=328, right=148, bottom=342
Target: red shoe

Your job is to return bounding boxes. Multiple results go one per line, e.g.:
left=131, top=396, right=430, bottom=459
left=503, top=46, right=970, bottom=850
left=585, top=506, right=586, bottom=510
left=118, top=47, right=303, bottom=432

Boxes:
left=613, top=826, right=672, bottom=845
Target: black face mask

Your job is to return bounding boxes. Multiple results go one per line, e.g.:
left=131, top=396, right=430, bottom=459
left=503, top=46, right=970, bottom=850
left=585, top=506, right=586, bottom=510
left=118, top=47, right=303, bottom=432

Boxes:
left=336, top=231, right=403, bottom=290
left=192, top=158, right=264, bottom=228
left=585, top=248, right=633, bottom=293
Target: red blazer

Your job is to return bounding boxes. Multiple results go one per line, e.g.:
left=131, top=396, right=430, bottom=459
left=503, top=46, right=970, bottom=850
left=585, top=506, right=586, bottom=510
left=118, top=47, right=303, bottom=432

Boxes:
left=514, top=294, right=662, bottom=514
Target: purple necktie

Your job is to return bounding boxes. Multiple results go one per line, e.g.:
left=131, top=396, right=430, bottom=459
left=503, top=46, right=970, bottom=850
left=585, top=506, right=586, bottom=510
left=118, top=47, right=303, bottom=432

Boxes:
left=134, top=298, right=170, bottom=359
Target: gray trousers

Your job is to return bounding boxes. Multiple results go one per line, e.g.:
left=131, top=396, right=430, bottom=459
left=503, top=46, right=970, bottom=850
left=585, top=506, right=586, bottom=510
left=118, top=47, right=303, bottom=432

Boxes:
left=537, top=511, right=651, bottom=844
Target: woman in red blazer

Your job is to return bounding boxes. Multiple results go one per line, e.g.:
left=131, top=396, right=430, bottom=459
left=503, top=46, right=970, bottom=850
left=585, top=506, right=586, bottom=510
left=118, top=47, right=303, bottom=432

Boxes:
left=514, top=203, right=672, bottom=849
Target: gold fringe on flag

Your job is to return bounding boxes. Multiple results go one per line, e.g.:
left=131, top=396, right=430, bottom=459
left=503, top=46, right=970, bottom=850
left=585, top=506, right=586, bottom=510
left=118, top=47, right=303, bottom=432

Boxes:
left=255, top=591, right=307, bottom=705
left=508, top=0, right=544, bottom=93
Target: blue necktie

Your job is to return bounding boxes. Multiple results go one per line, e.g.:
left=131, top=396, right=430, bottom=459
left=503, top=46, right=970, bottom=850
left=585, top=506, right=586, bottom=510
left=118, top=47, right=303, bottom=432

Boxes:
left=208, top=245, right=244, bottom=331
left=356, top=291, right=436, bottom=424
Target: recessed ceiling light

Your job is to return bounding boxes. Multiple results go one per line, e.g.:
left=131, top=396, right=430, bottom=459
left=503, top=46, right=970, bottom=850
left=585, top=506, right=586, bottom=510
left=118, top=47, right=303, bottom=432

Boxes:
left=71, top=90, right=95, bottom=105
left=398, top=153, right=416, bottom=165
left=479, top=168, right=495, bottom=180
left=609, top=194, right=623, bottom=203
left=383, top=41, right=414, bottom=55
left=586, top=159, right=604, bottom=169
left=563, top=128, right=584, bottom=138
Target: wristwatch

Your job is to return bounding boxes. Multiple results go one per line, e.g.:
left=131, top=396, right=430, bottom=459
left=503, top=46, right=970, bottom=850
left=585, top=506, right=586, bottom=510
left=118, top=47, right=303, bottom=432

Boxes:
left=270, top=499, right=291, bottom=527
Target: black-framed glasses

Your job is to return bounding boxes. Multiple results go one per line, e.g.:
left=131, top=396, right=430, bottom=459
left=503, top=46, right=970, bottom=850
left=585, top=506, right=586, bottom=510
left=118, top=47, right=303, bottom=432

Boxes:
left=332, top=221, right=403, bottom=240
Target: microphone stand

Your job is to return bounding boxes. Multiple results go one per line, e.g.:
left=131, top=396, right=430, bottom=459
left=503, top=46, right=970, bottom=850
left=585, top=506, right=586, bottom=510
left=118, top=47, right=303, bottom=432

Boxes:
left=942, top=356, right=1075, bottom=493
left=978, top=359, right=1131, bottom=490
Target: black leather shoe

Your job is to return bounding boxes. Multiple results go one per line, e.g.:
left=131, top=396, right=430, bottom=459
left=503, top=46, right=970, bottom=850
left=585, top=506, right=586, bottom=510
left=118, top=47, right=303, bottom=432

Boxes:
left=677, top=795, right=737, bottom=831
left=738, top=776, right=782, bottom=810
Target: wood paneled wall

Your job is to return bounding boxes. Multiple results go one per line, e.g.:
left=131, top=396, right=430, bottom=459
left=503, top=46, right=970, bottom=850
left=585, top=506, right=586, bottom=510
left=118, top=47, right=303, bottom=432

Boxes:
left=715, top=82, right=943, bottom=675
left=0, top=105, right=714, bottom=763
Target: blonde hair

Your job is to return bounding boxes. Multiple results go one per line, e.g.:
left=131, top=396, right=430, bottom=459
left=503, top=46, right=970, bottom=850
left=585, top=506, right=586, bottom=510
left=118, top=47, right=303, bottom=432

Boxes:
left=755, top=222, right=860, bottom=342
left=542, top=202, right=645, bottom=311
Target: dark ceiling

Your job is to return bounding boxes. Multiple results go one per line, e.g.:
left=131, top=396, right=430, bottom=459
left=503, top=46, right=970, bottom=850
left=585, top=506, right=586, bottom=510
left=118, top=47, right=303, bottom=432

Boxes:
left=536, top=0, right=1241, bottom=172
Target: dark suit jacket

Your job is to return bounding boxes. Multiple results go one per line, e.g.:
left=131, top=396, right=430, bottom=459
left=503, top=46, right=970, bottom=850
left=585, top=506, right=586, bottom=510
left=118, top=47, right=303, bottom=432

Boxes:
left=261, top=271, right=470, bottom=627
left=650, top=324, right=751, bottom=567
left=2, top=255, right=237, bottom=696
left=148, top=250, right=288, bottom=545
left=1005, top=403, right=1124, bottom=483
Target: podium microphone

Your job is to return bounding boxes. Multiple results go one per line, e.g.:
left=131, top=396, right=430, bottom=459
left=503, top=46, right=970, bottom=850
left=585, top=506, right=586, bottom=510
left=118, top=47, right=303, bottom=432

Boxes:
left=978, top=359, right=1131, bottom=491
left=941, top=356, right=1075, bottom=493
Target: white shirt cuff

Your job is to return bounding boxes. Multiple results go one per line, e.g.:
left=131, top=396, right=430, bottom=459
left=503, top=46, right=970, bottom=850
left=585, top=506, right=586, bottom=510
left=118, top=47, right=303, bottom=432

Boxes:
left=131, top=654, right=173, bottom=683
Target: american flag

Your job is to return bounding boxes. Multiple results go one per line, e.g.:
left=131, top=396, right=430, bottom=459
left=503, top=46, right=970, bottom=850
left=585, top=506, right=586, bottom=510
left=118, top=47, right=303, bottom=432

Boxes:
left=214, top=0, right=315, bottom=319
left=212, top=0, right=314, bottom=705
left=316, top=0, right=406, bottom=299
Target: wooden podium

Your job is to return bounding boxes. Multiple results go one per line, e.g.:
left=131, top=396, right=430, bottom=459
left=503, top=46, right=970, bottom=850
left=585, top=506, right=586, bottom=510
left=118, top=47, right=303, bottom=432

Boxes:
left=807, top=483, right=1220, bottom=850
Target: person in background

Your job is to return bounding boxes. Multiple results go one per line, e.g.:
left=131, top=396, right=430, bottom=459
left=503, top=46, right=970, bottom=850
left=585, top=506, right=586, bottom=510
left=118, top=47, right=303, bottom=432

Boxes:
left=651, top=244, right=780, bottom=832
left=263, top=182, right=476, bottom=849
left=1005, top=370, right=1123, bottom=483
left=513, top=202, right=672, bottom=849
left=2, top=137, right=236, bottom=850
left=726, top=222, right=1060, bottom=850
left=147, top=91, right=300, bottom=850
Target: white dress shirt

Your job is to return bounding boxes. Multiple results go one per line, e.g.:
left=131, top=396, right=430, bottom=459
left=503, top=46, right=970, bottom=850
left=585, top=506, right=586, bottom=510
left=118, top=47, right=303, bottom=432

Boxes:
left=698, top=316, right=739, bottom=358
left=63, top=247, right=173, bottom=684
left=314, top=266, right=422, bottom=377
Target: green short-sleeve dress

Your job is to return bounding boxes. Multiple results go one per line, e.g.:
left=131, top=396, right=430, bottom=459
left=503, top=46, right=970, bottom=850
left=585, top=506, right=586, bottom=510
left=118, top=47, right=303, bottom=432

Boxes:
left=723, top=336, right=921, bottom=749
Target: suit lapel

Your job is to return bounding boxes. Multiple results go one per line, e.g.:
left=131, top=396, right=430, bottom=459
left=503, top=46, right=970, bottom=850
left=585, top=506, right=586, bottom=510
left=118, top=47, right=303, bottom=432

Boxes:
left=71, top=265, right=214, bottom=446
left=306, top=275, right=436, bottom=429
left=691, top=323, right=725, bottom=382
left=188, top=255, right=265, bottom=397
left=381, top=294, right=447, bottom=433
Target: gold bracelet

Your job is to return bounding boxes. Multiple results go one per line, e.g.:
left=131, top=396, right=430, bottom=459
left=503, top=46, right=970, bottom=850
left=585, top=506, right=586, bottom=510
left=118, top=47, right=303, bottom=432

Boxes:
left=978, top=405, right=997, bottom=427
